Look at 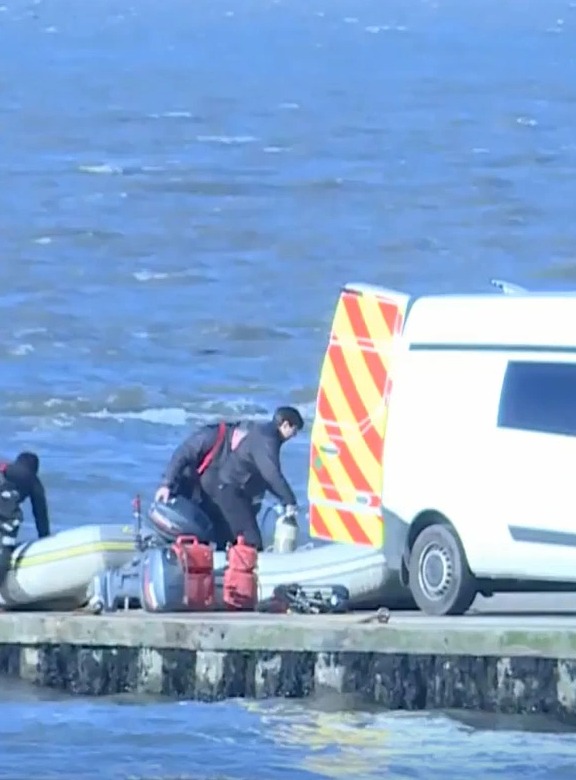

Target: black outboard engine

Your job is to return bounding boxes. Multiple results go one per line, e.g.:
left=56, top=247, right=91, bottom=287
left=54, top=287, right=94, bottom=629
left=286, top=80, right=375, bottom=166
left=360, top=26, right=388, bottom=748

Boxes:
left=146, top=496, right=214, bottom=545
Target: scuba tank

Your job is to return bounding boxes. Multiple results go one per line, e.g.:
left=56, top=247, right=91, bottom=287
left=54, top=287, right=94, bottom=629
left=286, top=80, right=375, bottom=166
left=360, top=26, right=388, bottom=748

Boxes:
left=272, top=505, right=298, bottom=554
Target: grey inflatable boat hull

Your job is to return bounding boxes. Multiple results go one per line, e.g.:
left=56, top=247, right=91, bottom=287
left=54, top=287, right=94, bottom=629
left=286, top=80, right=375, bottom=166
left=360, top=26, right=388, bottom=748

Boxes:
left=0, top=524, right=136, bottom=609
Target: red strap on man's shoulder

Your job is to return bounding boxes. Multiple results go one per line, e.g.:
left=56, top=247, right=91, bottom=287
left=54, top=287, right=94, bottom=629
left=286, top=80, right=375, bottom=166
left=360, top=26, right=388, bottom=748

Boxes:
left=197, top=421, right=227, bottom=476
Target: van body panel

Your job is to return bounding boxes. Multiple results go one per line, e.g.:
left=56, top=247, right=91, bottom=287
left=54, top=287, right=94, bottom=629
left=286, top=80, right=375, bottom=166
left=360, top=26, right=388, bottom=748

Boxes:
left=308, top=285, right=410, bottom=547
left=388, top=294, right=576, bottom=581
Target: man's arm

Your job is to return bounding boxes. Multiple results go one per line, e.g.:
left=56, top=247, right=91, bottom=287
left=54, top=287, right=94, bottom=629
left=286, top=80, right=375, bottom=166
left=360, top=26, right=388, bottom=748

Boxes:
left=30, top=478, right=50, bottom=538
left=252, top=436, right=297, bottom=506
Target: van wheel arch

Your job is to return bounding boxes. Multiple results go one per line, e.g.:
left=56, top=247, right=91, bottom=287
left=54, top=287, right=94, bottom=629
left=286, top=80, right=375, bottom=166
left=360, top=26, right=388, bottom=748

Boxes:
left=408, top=509, right=453, bottom=550
left=403, top=510, right=477, bottom=616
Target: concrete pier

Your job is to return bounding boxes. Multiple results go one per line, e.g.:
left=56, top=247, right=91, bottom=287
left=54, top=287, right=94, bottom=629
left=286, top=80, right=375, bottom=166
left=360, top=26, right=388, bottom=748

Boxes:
left=2, top=593, right=576, bottom=721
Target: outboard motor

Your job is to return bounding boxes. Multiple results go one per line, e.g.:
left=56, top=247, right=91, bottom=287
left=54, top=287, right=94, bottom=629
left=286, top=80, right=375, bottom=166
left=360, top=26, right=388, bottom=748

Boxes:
left=140, top=497, right=217, bottom=612
left=146, top=496, right=214, bottom=546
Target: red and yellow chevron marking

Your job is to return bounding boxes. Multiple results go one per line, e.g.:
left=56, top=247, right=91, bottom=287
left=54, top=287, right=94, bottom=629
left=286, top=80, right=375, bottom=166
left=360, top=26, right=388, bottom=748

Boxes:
left=307, top=288, right=408, bottom=547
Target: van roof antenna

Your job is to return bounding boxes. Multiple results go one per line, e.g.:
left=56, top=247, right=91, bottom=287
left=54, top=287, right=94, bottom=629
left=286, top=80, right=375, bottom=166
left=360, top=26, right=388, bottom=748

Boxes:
left=490, top=279, right=528, bottom=296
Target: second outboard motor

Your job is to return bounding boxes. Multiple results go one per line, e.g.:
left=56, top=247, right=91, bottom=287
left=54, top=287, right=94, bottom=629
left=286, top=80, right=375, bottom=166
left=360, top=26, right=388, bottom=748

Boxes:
left=146, top=496, right=213, bottom=545
left=87, top=558, right=143, bottom=614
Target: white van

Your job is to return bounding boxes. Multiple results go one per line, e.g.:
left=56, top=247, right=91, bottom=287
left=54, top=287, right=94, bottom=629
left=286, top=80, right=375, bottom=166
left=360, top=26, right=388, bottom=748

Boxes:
left=307, top=280, right=576, bottom=616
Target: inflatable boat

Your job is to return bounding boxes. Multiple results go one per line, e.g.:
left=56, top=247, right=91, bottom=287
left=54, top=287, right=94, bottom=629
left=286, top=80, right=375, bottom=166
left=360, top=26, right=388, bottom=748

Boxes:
left=0, top=524, right=136, bottom=610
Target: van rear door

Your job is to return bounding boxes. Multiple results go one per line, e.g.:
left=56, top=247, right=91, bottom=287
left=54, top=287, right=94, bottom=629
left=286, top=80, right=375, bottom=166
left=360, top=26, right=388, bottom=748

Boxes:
left=307, top=285, right=410, bottom=547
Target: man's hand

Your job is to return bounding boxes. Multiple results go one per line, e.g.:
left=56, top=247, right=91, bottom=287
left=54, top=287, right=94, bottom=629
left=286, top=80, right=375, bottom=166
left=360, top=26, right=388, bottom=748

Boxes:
left=155, top=486, right=170, bottom=503
left=284, top=504, right=298, bottom=519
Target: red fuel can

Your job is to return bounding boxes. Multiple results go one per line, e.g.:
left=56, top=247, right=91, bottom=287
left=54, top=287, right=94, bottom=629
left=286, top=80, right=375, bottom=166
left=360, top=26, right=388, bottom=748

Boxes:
left=223, top=535, right=258, bottom=611
left=173, top=535, right=215, bottom=610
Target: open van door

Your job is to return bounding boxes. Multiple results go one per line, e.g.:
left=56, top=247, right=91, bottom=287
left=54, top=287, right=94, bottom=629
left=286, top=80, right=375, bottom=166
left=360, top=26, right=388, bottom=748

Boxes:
left=308, top=285, right=410, bottom=547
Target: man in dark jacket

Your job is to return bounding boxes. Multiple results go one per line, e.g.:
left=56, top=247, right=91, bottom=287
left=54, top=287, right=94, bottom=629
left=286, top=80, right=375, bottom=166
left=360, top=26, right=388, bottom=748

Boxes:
left=0, top=452, right=51, bottom=586
left=214, top=406, right=304, bottom=550
left=154, top=420, right=244, bottom=549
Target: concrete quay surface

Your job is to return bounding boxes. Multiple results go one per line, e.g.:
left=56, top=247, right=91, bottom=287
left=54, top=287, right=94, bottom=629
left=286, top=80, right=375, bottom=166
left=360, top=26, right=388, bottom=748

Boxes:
left=1, top=592, right=576, bottom=720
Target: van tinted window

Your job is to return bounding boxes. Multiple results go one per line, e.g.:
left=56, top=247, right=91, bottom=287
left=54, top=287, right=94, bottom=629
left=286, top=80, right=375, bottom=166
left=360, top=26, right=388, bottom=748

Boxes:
left=498, top=360, right=576, bottom=436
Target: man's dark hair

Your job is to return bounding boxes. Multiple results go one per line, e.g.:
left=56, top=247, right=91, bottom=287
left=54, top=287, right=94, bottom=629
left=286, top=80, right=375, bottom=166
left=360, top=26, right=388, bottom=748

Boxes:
left=15, top=451, right=40, bottom=475
left=273, top=406, right=304, bottom=431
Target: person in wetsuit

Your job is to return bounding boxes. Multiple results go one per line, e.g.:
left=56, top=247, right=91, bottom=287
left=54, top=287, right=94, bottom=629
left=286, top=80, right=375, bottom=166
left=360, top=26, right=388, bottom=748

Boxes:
left=214, top=406, right=304, bottom=551
left=154, top=420, right=245, bottom=549
left=0, top=452, right=51, bottom=586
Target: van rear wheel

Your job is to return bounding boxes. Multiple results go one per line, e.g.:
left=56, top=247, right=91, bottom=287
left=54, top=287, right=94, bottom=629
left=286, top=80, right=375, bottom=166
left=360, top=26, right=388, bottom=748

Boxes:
left=408, top=524, right=477, bottom=616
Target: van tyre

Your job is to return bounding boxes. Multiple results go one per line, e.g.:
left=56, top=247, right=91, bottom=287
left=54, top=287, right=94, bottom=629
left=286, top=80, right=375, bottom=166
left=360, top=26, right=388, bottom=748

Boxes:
left=408, top=524, right=477, bottom=616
